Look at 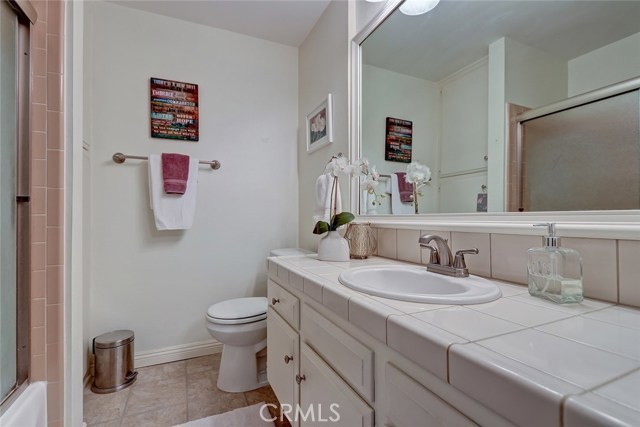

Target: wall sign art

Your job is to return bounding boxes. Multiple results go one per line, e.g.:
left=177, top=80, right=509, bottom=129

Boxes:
left=150, top=77, right=199, bottom=141
left=385, top=117, right=412, bottom=163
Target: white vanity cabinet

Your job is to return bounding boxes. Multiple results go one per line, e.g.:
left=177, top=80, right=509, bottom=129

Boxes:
left=385, top=363, right=478, bottom=427
left=299, top=342, right=374, bottom=427
left=267, top=306, right=298, bottom=412
left=267, top=279, right=373, bottom=427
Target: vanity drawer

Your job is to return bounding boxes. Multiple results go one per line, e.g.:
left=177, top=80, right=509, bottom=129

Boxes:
left=301, top=304, right=374, bottom=403
left=386, top=363, right=477, bottom=427
left=268, top=279, right=299, bottom=330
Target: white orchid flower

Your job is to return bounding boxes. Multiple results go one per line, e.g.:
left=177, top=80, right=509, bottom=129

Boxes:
left=370, top=165, right=380, bottom=181
left=356, top=157, right=370, bottom=176
left=405, top=161, right=431, bottom=188
left=325, top=155, right=356, bottom=177
left=362, top=174, right=379, bottom=193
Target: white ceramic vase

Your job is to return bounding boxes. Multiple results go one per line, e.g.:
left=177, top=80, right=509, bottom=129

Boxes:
left=317, top=231, right=350, bottom=262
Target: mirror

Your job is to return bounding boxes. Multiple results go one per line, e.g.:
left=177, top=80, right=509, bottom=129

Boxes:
left=357, top=0, right=640, bottom=216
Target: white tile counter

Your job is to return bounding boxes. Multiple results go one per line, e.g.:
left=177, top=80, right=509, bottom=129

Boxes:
left=268, top=254, right=640, bottom=427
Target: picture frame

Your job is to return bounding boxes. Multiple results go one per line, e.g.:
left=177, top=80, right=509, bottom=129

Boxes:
left=384, top=117, right=412, bottom=163
left=306, top=93, right=333, bottom=153
left=150, top=77, right=199, bottom=141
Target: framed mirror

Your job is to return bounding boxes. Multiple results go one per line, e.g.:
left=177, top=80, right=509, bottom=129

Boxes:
left=352, top=0, right=640, bottom=220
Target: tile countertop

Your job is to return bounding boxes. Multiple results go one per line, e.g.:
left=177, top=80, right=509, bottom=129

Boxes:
left=267, top=254, right=640, bottom=427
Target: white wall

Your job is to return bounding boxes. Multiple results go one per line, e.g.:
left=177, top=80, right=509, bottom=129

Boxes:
left=84, top=2, right=299, bottom=353
left=438, top=59, right=488, bottom=213
left=298, top=1, right=349, bottom=251
left=488, top=37, right=568, bottom=212
left=568, top=32, right=640, bottom=97
left=362, top=64, right=440, bottom=214
left=504, top=37, right=567, bottom=109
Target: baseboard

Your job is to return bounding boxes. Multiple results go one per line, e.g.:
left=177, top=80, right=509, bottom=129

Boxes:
left=134, top=339, right=223, bottom=368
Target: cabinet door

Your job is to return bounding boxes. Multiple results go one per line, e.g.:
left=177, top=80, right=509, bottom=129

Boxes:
left=267, top=307, right=299, bottom=412
left=438, top=173, right=487, bottom=214
left=301, top=304, right=374, bottom=403
left=299, top=343, right=373, bottom=427
left=386, top=363, right=477, bottom=427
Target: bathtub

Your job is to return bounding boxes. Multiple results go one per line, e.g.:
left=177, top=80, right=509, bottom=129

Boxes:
left=0, top=382, right=47, bottom=427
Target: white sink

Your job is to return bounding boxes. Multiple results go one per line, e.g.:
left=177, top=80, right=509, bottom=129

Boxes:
left=338, top=265, right=502, bottom=304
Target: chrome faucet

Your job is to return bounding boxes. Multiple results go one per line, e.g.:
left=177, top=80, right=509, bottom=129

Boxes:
left=418, top=234, right=478, bottom=277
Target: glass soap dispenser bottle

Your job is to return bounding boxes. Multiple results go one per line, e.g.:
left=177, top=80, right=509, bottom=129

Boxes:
left=527, top=223, right=583, bottom=304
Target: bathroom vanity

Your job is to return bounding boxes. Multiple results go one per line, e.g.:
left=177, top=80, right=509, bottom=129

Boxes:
left=266, top=254, right=640, bottom=427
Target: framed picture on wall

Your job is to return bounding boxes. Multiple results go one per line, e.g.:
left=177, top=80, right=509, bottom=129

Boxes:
left=306, top=93, right=333, bottom=153
left=385, top=117, right=412, bottom=163
left=150, top=77, right=199, bottom=141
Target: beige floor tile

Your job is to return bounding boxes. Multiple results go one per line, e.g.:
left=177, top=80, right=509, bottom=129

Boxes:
left=83, top=387, right=130, bottom=425
left=135, top=360, right=186, bottom=385
left=89, top=420, right=121, bottom=427
left=245, top=385, right=278, bottom=406
left=187, top=393, right=248, bottom=421
left=121, top=403, right=187, bottom=427
left=187, top=371, right=227, bottom=399
left=245, top=386, right=292, bottom=427
left=186, top=354, right=221, bottom=376
left=126, top=377, right=187, bottom=416
left=84, top=356, right=287, bottom=427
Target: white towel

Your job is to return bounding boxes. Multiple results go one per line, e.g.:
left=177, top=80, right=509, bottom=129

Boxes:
left=313, top=173, right=341, bottom=223
left=148, top=154, right=199, bottom=230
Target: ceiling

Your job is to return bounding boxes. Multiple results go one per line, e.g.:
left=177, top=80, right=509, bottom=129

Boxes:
left=110, top=0, right=332, bottom=47
left=363, top=0, right=640, bottom=82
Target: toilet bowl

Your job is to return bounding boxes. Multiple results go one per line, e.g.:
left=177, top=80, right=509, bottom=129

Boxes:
left=206, top=297, right=268, bottom=392
left=205, top=248, right=311, bottom=393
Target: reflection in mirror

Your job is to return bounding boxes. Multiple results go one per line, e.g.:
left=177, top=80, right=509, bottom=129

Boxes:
left=358, top=1, right=640, bottom=216
left=512, top=84, right=640, bottom=212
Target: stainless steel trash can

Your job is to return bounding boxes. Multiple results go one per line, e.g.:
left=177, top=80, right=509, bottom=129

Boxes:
left=91, top=330, right=138, bottom=394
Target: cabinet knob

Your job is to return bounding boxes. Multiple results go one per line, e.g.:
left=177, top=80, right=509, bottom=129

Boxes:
left=484, top=155, right=489, bottom=161
left=271, top=298, right=280, bottom=305
left=295, top=374, right=306, bottom=384
left=284, top=355, right=293, bottom=364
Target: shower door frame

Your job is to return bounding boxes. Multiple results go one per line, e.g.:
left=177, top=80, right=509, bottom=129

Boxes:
left=0, top=0, right=35, bottom=413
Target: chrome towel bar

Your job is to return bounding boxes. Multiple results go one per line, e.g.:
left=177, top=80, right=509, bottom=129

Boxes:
left=112, top=152, right=221, bottom=170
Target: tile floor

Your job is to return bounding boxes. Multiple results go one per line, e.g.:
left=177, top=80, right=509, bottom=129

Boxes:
left=84, top=354, right=291, bottom=427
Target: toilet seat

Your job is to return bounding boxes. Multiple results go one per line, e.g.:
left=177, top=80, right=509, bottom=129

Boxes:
left=206, top=297, right=267, bottom=325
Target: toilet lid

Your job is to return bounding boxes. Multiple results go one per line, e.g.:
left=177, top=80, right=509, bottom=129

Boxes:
left=207, top=297, right=268, bottom=324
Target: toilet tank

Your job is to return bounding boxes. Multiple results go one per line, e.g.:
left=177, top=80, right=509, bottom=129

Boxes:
left=269, top=248, right=313, bottom=257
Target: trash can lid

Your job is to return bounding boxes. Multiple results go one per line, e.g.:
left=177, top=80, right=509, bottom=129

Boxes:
left=94, top=330, right=135, bottom=349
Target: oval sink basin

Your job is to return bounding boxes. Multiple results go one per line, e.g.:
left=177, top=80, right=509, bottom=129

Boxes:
left=338, top=265, right=502, bottom=305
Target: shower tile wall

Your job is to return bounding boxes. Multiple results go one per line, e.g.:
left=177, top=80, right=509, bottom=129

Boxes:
left=29, top=1, right=65, bottom=426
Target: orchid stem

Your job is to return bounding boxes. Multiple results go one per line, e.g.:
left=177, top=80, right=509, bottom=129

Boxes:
left=331, top=176, right=338, bottom=223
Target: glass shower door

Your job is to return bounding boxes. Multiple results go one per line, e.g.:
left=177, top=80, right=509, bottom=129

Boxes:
left=0, top=0, right=19, bottom=402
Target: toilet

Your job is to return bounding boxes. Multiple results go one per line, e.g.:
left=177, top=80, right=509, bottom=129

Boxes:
left=205, top=248, right=311, bottom=393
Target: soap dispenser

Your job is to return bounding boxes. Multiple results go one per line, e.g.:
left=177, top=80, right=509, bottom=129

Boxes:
left=527, top=223, right=583, bottom=304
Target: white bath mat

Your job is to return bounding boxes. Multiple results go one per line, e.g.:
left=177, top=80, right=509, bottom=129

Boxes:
left=173, top=402, right=275, bottom=427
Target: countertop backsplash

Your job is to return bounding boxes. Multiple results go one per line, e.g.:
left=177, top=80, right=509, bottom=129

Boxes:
left=371, top=226, right=640, bottom=308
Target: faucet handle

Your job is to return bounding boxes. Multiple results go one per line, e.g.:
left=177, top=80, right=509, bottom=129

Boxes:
left=422, top=245, right=440, bottom=264
left=453, top=248, right=479, bottom=269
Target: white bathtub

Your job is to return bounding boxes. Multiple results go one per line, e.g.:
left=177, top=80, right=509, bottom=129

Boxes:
left=0, top=382, right=47, bottom=427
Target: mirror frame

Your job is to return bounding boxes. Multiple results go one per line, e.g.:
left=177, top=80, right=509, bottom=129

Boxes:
left=349, top=0, right=640, bottom=239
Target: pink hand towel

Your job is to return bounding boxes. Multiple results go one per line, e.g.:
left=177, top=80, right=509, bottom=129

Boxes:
left=161, top=153, right=190, bottom=194
left=394, top=172, right=414, bottom=203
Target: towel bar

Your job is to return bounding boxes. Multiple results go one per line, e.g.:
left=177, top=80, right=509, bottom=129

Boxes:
left=112, top=152, right=221, bottom=170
